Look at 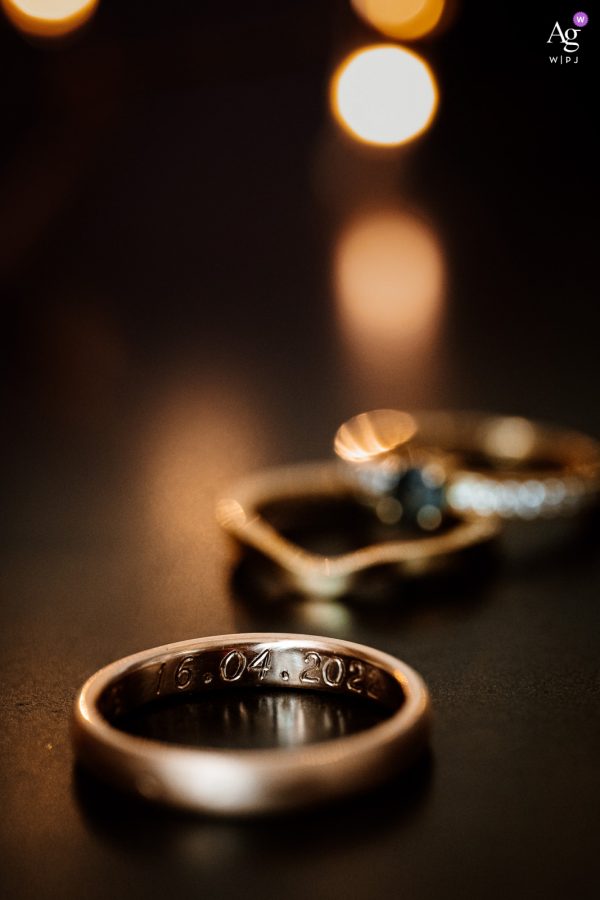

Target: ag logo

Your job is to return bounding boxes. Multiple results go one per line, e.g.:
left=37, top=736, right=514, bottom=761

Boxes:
left=547, top=11, right=588, bottom=63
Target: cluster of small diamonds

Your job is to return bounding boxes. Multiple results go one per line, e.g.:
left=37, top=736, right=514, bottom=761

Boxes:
left=446, top=475, right=592, bottom=519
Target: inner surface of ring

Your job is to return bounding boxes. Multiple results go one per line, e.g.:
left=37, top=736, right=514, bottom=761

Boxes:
left=259, top=496, right=459, bottom=550
left=98, top=644, right=405, bottom=747
left=116, top=689, right=392, bottom=749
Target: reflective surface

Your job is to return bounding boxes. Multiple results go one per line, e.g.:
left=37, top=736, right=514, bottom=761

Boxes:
left=1, top=0, right=599, bottom=896
left=120, top=689, right=388, bottom=750
left=335, top=409, right=418, bottom=461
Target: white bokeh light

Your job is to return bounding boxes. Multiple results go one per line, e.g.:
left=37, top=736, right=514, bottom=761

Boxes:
left=331, top=45, right=438, bottom=146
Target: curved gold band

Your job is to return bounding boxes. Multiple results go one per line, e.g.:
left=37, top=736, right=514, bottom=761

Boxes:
left=217, top=461, right=498, bottom=595
left=73, top=633, right=431, bottom=815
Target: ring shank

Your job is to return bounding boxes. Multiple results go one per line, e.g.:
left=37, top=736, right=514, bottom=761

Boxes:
left=73, top=634, right=430, bottom=815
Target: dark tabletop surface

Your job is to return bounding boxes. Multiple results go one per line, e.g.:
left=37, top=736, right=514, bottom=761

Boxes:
left=1, top=2, right=599, bottom=899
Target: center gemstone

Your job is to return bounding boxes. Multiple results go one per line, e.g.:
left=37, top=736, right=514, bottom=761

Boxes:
left=388, top=467, right=446, bottom=529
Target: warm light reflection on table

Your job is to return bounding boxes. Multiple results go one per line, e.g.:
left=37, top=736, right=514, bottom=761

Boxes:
left=351, top=0, right=446, bottom=40
left=142, top=378, right=270, bottom=548
left=1, top=0, right=98, bottom=37
left=331, top=45, right=438, bottom=147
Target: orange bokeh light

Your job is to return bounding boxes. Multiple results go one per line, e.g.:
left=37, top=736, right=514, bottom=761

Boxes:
left=351, top=0, right=446, bottom=40
left=2, top=0, right=98, bottom=37
left=334, top=208, right=445, bottom=344
left=333, top=207, right=449, bottom=409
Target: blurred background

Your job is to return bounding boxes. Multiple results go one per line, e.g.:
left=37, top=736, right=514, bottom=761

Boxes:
left=1, top=2, right=598, bottom=899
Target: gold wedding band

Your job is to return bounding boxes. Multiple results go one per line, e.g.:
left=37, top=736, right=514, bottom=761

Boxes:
left=73, top=633, right=431, bottom=815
